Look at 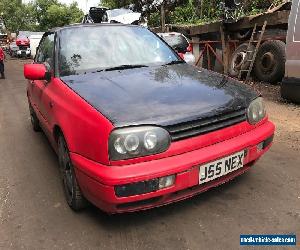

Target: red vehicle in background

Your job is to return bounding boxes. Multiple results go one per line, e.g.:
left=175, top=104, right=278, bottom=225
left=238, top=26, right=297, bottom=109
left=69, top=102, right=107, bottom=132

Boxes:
left=16, top=34, right=31, bottom=58
left=16, top=34, right=30, bottom=47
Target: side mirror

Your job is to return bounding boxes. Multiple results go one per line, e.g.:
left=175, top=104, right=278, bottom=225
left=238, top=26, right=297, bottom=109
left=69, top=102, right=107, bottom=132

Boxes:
left=24, top=64, right=49, bottom=81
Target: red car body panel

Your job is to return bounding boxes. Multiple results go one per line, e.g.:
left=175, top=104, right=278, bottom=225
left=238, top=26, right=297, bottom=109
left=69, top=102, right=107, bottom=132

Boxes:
left=109, top=118, right=268, bottom=166
left=28, top=74, right=274, bottom=213
left=28, top=77, right=114, bottom=165
left=25, top=25, right=275, bottom=214
left=71, top=120, right=274, bottom=213
left=72, top=120, right=274, bottom=186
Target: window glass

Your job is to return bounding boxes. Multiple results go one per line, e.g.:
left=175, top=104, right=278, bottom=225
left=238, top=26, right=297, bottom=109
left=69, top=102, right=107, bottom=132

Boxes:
left=35, top=33, right=55, bottom=70
left=58, top=26, right=179, bottom=77
left=162, top=35, right=189, bottom=52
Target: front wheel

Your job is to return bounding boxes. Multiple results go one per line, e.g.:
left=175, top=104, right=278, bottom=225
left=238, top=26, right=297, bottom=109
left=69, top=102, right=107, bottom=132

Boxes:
left=58, top=135, right=88, bottom=211
left=29, top=105, right=41, bottom=132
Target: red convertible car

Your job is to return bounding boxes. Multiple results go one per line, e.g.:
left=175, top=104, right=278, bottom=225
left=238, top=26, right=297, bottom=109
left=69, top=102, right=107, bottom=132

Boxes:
left=24, top=24, right=275, bottom=213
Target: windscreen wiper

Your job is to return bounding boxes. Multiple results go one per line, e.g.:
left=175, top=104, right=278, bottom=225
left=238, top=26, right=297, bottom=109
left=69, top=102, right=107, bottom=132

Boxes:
left=104, top=64, right=148, bottom=71
left=164, top=60, right=185, bottom=66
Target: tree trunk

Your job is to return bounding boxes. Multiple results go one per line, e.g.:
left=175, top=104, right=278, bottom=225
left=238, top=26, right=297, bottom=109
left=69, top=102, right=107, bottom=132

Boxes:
left=194, top=0, right=201, bottom=17
left=161, top=3, right=166, bottom=32
left=200, top=0, right=204, bottom=19
left=207, top=0, right=212, bottom=19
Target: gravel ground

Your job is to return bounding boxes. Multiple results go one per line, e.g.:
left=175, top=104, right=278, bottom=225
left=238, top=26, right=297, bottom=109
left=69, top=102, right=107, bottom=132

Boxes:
left=0, top=60, right=299, bottom=250
left=245, top=81, right=300, bottom=151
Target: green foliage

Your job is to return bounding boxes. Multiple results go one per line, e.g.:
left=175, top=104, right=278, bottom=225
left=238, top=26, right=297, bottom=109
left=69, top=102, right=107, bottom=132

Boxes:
left=0, top=0, right=288, bottom=32
left=101, top=0, right=120, bottom=9
left=0, top=0, right=84, bottom=32
left=102, top=0, right=288, bottom=26
left=101, top=0, right=135, bottom=9
left=168, top=4, right=198, bottom=24
left=0, top=0, right=37, bottom=32
left=41, top=2, right=83, bottom=30
left=149, top=12, right=161, bottom=27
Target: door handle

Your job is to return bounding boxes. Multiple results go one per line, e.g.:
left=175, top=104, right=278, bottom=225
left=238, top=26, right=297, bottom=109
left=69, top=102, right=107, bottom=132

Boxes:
left=49, top=101, right=54, bottom=108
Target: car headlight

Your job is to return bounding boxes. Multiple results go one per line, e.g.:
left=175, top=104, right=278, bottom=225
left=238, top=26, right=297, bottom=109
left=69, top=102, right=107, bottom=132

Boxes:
left=109, top=126, right=171, bottom=161
left=247, top=97, right=266, bottom=125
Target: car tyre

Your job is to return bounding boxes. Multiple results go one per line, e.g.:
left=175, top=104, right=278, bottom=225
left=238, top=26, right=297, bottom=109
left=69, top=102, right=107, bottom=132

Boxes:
left=29, top=105, right=41, bottom=132
left=57, top=135, right=88, bottom=211
left=254, top=40, right=286, bottom=84
left=229, top=43, right=255, bottom=77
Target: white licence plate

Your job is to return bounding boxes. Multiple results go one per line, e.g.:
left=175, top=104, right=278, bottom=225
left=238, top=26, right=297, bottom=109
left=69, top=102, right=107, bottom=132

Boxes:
left=199, top=151, right=245, bottom=184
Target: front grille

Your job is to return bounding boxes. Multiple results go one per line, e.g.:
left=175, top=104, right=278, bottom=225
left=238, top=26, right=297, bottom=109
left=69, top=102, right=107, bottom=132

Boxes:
left=165, top=109, right=247, bottom=141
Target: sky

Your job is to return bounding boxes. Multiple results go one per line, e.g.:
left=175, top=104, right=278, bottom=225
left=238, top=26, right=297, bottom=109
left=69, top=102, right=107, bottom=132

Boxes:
left=23, top=0, right=101, bottom=14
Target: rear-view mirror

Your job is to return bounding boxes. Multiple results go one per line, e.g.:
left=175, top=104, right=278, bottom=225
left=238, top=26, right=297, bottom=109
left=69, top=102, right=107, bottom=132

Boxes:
left=24, top=64, right=47, bottom=80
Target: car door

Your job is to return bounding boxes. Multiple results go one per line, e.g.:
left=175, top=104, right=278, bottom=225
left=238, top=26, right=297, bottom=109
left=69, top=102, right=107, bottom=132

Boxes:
left=29, top=36, right=47, bottom=111
left=32, top=33, right=55, bottom=135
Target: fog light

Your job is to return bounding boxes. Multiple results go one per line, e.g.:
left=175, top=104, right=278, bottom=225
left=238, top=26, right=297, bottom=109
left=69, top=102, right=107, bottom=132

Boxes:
left=115, top=179, right=159, bottom=197
left=159, top=175, right=175, bottom=189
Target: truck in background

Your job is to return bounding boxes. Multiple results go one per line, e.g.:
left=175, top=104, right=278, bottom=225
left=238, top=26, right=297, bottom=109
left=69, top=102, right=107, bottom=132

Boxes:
left=29, top=34, right=43, bottom=58
left=281, top=0, right=300, bottom=103
left=153, top=1, right=300, bottom=102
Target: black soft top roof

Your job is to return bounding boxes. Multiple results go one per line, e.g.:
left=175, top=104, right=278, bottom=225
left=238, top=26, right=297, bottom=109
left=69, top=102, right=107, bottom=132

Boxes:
left=49, top=23, right=141, bottom=33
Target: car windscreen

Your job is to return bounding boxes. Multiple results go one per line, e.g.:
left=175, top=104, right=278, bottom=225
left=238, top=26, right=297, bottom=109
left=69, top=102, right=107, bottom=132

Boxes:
left=58, top=26, right=180, bottom=77
left=162, top=35, right=189, bottom=53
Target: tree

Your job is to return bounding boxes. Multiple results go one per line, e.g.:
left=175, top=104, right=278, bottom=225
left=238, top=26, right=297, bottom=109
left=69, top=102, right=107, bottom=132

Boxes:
left=34, top=0, right=84, bottom=31
left=45, top=5, right=71, bottom=29
left=0, top=0, right=84, bottom=32
left=68, top=2, right=84, bottom=24
left=101, top=0, right=188, bottom=28
left=0, top=0, right=37, bottom=32
left=101, top=0, right=188, bottom=13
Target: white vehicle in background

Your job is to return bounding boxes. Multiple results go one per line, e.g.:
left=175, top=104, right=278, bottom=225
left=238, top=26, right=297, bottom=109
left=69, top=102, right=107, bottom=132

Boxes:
left=17, top=47, right=31, bottom=58
left=29, top=34, right=43, bottom=58
left=82, top=7, right=145, bottom=26
left=157, top=32, right=195, bottom=65
left=281, top=0, right=300, bottom=103
left=103, top=8, right=142, bottom=25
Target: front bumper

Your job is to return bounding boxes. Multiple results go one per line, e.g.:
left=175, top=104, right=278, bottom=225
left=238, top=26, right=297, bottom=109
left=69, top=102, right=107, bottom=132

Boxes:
left=71, top=120, right=275, bottom=213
